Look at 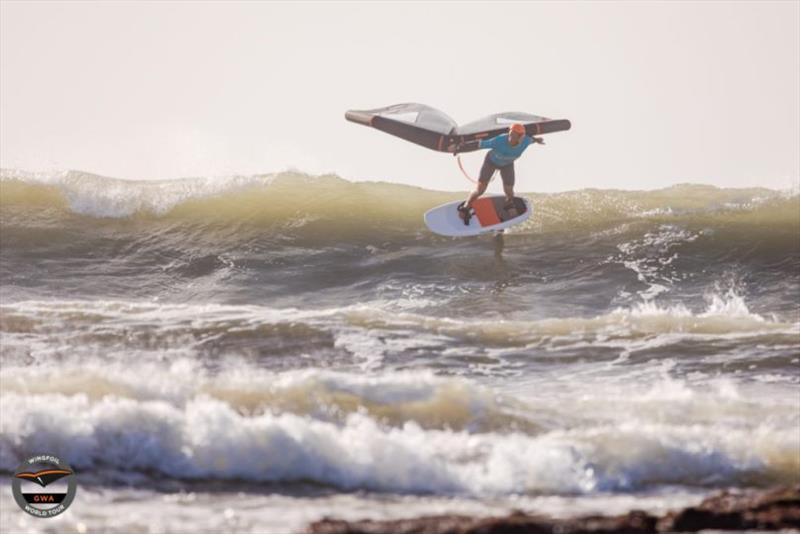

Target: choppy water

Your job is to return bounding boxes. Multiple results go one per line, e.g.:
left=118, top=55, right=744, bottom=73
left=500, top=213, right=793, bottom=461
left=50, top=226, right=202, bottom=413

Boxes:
left=1, top=169, right=798, bottom=533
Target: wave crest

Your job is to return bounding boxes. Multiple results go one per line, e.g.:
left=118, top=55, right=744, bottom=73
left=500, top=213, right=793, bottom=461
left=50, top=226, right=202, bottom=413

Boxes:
left=2, top=169, right=797, bottom=235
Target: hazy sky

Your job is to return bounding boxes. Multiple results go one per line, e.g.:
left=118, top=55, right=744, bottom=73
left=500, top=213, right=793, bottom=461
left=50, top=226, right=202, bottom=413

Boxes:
left=1, top=1, right=798, bottom=192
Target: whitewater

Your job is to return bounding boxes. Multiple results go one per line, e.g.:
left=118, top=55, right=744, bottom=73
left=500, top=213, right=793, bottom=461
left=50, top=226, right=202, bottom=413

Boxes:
left=0, top=169, right=798, bottom=533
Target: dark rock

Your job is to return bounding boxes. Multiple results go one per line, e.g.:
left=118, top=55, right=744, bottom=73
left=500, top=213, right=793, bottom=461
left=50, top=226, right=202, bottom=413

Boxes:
left=659, top=484, right=800, bottom=531
left=307, top=510, right=657, bottom=533
left=307, top=486, right=800, bottom=534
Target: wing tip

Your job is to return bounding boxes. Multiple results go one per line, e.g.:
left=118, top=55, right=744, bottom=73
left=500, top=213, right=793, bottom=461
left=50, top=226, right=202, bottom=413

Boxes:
left=344, top=110, right=373, bottom=126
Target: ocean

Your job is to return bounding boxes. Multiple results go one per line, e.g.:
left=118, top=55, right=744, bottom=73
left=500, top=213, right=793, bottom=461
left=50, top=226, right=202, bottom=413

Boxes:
left=0, top=169, right=798, bottom=533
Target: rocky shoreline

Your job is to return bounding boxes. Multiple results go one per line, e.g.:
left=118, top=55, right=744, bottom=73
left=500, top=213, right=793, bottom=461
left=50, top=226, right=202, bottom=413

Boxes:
left=308, top=485, right=800, bottom=533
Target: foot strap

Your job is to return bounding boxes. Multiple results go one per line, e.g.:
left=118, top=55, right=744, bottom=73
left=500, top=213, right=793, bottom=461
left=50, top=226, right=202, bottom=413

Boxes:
left=457, top=202, right=473, bottom=226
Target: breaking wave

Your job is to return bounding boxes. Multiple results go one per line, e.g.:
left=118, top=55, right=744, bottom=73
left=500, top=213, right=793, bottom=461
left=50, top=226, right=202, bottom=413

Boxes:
left=2, top=169, right=798, bottom=238
left=1, top=366, right=797, bottom=494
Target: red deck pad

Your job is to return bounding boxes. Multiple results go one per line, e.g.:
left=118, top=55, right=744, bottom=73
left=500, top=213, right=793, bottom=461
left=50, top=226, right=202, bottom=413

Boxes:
left=472, top=198, right=501, bottom=226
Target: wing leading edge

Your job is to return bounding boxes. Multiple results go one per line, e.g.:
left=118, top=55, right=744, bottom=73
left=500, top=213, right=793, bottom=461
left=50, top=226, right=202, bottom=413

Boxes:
left=345, top=103, right=570, bottom=152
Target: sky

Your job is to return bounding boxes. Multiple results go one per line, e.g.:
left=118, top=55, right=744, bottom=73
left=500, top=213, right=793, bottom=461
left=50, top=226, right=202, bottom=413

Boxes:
left=1, top=1, right=798, bottom=192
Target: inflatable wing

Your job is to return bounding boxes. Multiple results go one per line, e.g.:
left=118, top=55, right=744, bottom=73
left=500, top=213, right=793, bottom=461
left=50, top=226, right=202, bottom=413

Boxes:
left=345, top=103, right=570, bottom=153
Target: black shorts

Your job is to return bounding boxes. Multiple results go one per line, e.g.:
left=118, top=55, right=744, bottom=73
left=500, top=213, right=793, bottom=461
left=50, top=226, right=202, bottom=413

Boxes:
left=478, top=152, right=515, bottom=186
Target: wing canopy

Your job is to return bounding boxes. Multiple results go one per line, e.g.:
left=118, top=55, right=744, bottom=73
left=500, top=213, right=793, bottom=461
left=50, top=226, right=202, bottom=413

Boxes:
left=345, top=103, right=570, bottom=152
left=345, top=103, right=458, bottom=151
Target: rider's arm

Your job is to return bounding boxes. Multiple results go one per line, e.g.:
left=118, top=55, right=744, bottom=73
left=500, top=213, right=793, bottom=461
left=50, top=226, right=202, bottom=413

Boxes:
left=453, top=136, right=497, bottom=154
left=478, top=136, right=499, bottom=150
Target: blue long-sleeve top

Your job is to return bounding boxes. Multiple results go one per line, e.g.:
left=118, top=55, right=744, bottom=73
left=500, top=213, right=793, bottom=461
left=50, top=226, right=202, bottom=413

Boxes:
left=479, top=134, right=534, bottom=166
